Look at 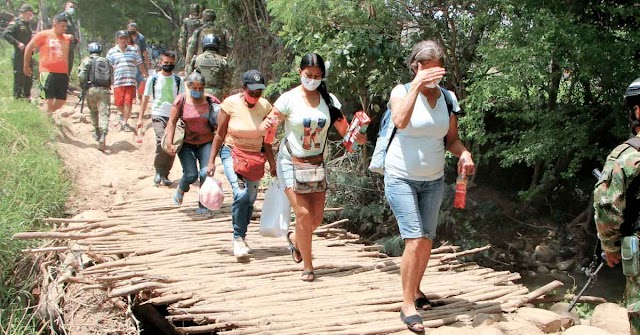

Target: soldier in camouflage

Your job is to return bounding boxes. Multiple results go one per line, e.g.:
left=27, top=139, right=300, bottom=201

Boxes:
left=78, top=43, right=112, bottom=152
left=185, top=9, right=230, bottom=68
left=178, top=3, right=202, bottom=57
left=189, top=34, right=228, bottom=98
left=2, top=4, right=33, bottom=99
left=594, top=77, right=640, bottom=335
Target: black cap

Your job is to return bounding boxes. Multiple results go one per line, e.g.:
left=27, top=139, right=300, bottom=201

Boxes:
left=19, top=4, right=33, bottom=12
left=242, top=70, right=266, bottom=91
left=116, top=30, right=128, bottom=38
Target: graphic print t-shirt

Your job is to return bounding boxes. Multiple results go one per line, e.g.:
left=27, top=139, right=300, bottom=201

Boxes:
left=143, top=74, right=183, bottom=118
left=31, top=30, right=72, bottom=73
left=273, top=89, right=341, bottom=157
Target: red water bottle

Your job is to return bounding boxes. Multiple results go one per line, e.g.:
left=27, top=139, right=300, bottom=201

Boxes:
left=264, top=111, right=279, bottom=144
left=453, top=174, right=467, bottom=209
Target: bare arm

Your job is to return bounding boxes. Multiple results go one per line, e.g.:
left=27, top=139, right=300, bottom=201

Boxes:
left=391, top=64, right=446, bottom=129
left=23, top=39, right=36, bottom=76
left=444, top=115, right=474, bottom=175
left=164, top=103, right=181, bottom=156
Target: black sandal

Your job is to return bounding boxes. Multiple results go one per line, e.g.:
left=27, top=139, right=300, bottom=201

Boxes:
left=400, top=311, right=425, bottom=334
left=415, top=290, right=432, bottom=310
left=301, top=270, right=315, bottom=282
left=286, top=231, right=302, bottom=263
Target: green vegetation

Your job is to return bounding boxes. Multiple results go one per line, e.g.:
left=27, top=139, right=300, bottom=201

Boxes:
left=0, top=41, right=70, bottom=334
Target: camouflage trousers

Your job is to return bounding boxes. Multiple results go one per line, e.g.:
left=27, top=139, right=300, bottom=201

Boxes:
left=86, top=87, right=111, bottom=134
left=625, top=275, right=640, bottom=334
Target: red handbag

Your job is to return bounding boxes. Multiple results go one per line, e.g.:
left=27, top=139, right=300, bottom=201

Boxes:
left=231, top=147, right=267, bottom=181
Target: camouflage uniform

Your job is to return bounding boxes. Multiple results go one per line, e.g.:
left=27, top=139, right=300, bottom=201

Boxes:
left=178, top=16, right=202, bottom=56
left=594, top=133, right=640, bottom=334
left=78, top=54, right=111, bottom=136
left=190, top=50, right=228, bottom=98
left=2, top=15, right=33, bottom=98
left=185, top=10, right=230, bottom=68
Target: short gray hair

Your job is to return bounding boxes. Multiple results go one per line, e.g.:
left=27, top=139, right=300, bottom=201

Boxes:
left=406, top=40, right=445, bottom=74
left=185, top=71, right=205, bottom=86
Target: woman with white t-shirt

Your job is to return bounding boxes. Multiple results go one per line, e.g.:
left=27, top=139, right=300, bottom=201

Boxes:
left=386, top=40, right=475, bottom=333
left=261, top=53, right=366, bottom=282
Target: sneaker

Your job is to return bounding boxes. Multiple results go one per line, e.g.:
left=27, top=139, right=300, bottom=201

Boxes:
left=161, top=176, right=173, bottom=187
left=121, top=123, right=135, bottom=132
left=153, top=173, right=162, bottom=185
left=243, top=239, right=254, bottom=254
left=233, top=237, right=249, bottom=258
left=195, top=207, right=211, bottom=215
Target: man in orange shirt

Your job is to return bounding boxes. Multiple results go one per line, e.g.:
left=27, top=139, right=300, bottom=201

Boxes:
left=23, top=13, right=73, bottom=114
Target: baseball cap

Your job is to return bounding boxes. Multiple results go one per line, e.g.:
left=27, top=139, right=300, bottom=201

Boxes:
left=128, top=22, right=137, bottom=28
left=115, top=30, right=128, bottom=38
left=20, top=4, right=33, bottom=12
left=242, top=70, right=266, bottom=91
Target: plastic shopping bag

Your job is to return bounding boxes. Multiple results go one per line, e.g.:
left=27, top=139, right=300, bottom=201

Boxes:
left=199, top=177, right=224, bottom=210
left=259, top=179, right=291, bottom=237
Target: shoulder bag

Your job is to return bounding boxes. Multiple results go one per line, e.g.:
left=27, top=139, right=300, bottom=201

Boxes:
left=161, top=95, right=186, bottom=154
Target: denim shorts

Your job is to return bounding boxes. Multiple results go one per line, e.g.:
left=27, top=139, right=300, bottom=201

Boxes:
left=276, top=147, right=295, bottom=189
left=384, top=175, right=445, bottom=240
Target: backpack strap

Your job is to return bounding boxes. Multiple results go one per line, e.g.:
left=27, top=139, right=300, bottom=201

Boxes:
left=175, top=75, right=182, bottom=95
left=151, top=74, right=157, bottom=100
left=626, top=137, right=640, bottom=150
left=384, top=83, right=411, bottom=152
left=86, top=56, right=97, bottom=89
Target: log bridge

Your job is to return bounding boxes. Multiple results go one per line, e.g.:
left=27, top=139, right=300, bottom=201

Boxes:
left=14, top=195, right=566, bottom=335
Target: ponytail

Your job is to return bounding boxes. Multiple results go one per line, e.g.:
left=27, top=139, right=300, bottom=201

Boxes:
left=317, top=81, right=343, bottom=125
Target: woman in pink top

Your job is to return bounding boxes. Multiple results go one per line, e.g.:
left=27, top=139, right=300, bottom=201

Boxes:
left=165, top=71, right=219, bottom=214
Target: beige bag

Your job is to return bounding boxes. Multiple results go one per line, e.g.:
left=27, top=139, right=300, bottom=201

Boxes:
left=161, top=95, right=186, bottom=155
left=161, top=118, right=185, bottom=154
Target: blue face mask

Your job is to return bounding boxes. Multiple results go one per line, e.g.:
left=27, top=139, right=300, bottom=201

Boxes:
left=190, top=90, right=203, bottom=99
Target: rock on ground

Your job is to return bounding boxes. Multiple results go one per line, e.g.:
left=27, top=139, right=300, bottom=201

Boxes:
left=590, top=302, right=630, bottom=335
left=515, top=307, right=563, bottom=333
left=562, top=325, right=613, bottom=335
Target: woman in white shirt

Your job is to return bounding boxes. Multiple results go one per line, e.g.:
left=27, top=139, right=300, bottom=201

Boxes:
left=261, top=53, right=366, bottom=282
left=386, top=40, right=475, bottom=333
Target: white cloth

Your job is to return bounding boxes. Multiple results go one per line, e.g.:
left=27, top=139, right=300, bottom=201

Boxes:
left=143, top=73, right=183, bottom=118
left=384, top=84, right=461, bottom=181
left=273, top=89, right=342, bottom=157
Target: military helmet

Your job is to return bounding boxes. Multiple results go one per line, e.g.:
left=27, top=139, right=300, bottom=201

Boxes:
left=189, top=3, right=201, bottom=15
left=202, top=9, right=216, bottom=22
left=625, top=78, right=640, bottom=134
left=87, top=42, right=102, bottom=54
left=202, top=34, right=220, bottom=51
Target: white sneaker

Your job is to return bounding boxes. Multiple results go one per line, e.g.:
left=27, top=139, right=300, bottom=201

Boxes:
left=233, top=237, right=249, bottom=258
left=243, top=239, right=254, bottom=254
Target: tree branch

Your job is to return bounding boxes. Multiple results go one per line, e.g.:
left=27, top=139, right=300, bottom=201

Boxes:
left=148, top=0, right=176, bottom=26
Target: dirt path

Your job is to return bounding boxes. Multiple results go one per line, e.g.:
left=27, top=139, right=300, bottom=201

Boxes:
left=53, top=93, right=225, bottom=213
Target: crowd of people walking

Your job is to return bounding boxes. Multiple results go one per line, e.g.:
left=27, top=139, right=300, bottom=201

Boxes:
left=2, top=2, right=477, bottom=333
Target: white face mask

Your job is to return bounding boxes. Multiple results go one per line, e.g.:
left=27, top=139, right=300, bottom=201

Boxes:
left=301, top=75, right=322, bottom=91
left=66, top=7, right=75, bottom=15
left=425, top=78, right=441, bottom=89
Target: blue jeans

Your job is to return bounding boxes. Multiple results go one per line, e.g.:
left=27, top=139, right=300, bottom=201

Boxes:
left=384, top=175, right=445, bottom=240
left=220, top=146, right=260, bottom=238
left=177, top=142, right=212, bottom=207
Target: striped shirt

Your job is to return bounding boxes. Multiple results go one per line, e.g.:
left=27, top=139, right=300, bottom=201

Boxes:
left=106, top=45, right=142, bottom=87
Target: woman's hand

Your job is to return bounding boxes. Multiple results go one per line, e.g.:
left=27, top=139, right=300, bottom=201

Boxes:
left=269, top=164, right=277, bottom=177
left=166, top=144, right=177, bottom=156
left=412, top=63, right=445, bottom=88
left=206, top=162, right=216, bottom=177
left=354, top=131, right=367, bottom=145
left=458, top=151, right=475, bottom=176
left=259, top=115, right=278, bottom=134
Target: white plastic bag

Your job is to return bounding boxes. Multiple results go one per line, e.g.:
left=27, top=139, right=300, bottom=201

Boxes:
left=199, top=177, right=224, bottom=210
left=259, top=179, right=291, bottom=237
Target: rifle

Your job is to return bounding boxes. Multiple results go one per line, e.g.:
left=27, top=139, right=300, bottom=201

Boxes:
left=568, top=168, right=606, bottom=312
left=74, top=88, right=86, bottom=114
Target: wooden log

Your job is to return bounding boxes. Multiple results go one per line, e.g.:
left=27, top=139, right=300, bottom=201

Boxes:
left=439, top=245, right=491, bottom=262
left=531, top=294, right=607, bottom=305
left=13, top=228, right=141, bottom=240
left=45, top=218, right=104, bottom=224
left=108, top=282, right=167, bottom=298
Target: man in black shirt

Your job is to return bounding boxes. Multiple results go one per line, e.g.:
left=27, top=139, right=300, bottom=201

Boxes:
left=2, top=4, right=34, bottom=99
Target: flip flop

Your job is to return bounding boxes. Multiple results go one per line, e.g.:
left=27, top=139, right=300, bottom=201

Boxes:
left=173, top=189, right=184, bottom=206
left=286, top=231, right=302, bottom=263
left=400, top=311, right=425, bottom=334
left=301, top=270, right=315, bottom=282
left=415, top=290, right=432, bottom=310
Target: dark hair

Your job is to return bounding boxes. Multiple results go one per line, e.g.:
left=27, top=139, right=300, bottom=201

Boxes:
left=53, top=13, right=68, bottom=23
left=162, top=50, right=176, bottom=59
left=300, top=53, right=343, bottom=124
